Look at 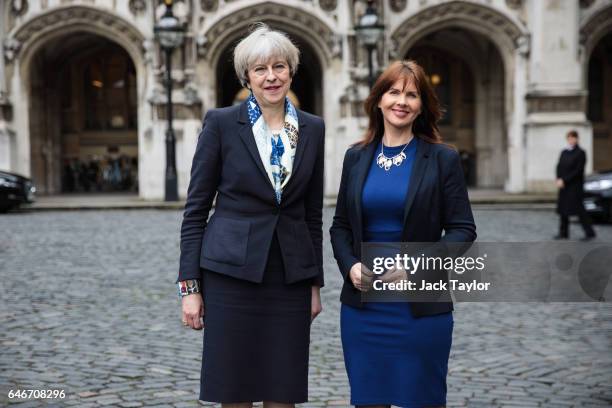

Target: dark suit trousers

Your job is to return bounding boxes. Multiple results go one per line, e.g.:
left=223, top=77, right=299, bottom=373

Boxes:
left=559, top=208, right=595, bottom=238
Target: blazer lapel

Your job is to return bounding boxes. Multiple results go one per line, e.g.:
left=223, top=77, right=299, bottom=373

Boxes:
left=352, top=141, right=378, bottom=241
left=237, top=102, right=274, bottom=190
left=402, top=138, right=431, bottom=227
left=282, top=110, right=309, bottom=197
left=291, top=110, right=309, bottom=176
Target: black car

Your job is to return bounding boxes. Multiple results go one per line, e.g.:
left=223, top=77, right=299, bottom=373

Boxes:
left=0, top=170, right=36, bottom=212
left=584, top=170, right=612, bottom=222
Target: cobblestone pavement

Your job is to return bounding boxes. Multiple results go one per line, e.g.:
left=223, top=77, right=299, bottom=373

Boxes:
left=1, top=208, right=611, bottom=407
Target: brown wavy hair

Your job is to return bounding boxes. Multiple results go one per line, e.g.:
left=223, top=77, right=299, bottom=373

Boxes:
left=356, top=60, right=443, bottom=147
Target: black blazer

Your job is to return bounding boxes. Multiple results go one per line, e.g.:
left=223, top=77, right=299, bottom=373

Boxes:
left=329, top=137, right=476, bottom=317
left=177, top=101, right=325, bottom=287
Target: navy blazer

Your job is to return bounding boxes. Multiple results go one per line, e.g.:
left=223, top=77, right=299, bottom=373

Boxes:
left=329, top=137, right=476, bottom=317
left=178, top=101, right=325, bottom=287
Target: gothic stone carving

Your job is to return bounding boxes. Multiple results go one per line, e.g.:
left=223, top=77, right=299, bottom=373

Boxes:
left=10, top=6, right=145, bottom=63
left=183, top=82, right=202, bottom=105
left=580, top=5, right=612, bottom=49
left=143, top=39, right=156, bottom=66
left=516, top=34, right=530, bottom=57
left=319, top=0, right=337, bottom=12
left=505, top=0, right=522, bottom=10
left=580, top=0, right=595, bottom=9
left=3, top=38, right=21, bottom=62
left=330, top=34, right=343, bottom=59
left=11, top=0, right=28, bottom=17
left=388, top=38, right=399, bottom=60
left=129, top=0, right=147, bottom=15
left=201, top=0, right=218, bottom=12
left=526, top=94, right=586, bottom=114
left=390, top=0, right=408, bottom=13
left=391, top=2, right=524, bottom=55
left=200, top=2, right=336, bottom=63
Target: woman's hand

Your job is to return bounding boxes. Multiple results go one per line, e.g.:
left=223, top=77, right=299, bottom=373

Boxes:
left=556, top=178, right=565, bottom=189
left=311, top=286, right=322, bottom=322
left=349, top=262, right=374, bottom=292
left=181, top=293, right=204, bottom=330
left=380, top=264, right=408, bottom=284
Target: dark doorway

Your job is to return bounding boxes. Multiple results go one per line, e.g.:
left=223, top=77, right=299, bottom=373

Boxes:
left=29, top=33, right=138, bottom=194
left=588, top=30, right=612, bottom=172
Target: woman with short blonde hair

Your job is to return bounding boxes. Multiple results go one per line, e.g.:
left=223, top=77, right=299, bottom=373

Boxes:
left=177, top=23, right=325, bottom=408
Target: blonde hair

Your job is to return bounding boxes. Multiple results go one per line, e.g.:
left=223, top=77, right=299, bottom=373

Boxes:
left=233, top=23, right=300, bottom=88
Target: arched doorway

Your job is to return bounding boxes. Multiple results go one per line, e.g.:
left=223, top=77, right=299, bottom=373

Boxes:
left=28, top=34, right=138, bottom=194
left=405, top=28, right=506, bottom=187
left=587, top=30, right=612, bottom=171
left=215, top=29, right=323, bottom=115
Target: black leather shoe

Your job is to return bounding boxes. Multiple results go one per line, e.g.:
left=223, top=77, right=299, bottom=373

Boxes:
left=553, top=235, right=568, bottom=240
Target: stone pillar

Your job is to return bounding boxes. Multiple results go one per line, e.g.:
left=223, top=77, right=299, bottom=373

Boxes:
left=324, top=49, right=352, bottom=200
left=0, top=123, right=14, bottom=173
left=506, top=36, right=529, bottom=193
left=524, top=0, right=592, bottom=192
left=10, top=58, right=31, bottom=179
left=0, top=26, right=11, bottom=172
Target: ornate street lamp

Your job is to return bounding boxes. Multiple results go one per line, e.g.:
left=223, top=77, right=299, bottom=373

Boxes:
left=154, top=0, right=185, bottom=201
left=354, top=0, right=385, bottom=88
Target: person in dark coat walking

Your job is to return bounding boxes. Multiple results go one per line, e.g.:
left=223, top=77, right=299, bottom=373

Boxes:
left=555, top=130, right=596, bottom=240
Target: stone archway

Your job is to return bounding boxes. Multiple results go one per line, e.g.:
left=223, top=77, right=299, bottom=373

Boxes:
left=10, top=6, right=145, bottom=68
left=5, top=6, right=146, bottom=194
left=391, top=1, right=525, bottom=69
left=580, top=3, right=612, bottom=62
left=390, top=1, right=528, bottom=190
left=199, top=2, right=337, bottom=69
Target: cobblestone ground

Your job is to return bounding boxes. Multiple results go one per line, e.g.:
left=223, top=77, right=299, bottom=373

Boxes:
left=1, top=208, right=611, bottom=408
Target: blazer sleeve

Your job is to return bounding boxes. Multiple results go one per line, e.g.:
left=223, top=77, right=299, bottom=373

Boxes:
left=439, top=148, right=477, bottom=243
left=330, top=148, right=361, bottom=280
left=304, top=119, right=325, bottom=287
left=556, top=152, right=563, bottom=179
left=177, top=110, right=222, bottom=283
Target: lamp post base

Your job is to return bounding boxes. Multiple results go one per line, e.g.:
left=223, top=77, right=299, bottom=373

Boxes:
left=165, top=172, right=179, bottom=201
left=165, top=127, right=179, bottom=202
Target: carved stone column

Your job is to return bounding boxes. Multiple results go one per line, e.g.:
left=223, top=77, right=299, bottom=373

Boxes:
left=522, top=1, right=592, bottom=192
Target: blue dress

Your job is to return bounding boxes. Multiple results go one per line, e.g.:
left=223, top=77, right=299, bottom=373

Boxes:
left=340, top=138, right=453, bottom=407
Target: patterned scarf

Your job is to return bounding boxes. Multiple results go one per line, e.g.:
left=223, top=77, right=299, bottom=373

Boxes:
left=246, top=92, right=299, bottom=203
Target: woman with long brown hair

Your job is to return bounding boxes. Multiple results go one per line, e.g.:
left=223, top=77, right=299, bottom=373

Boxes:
left=330, top=60, right=476, bottom=407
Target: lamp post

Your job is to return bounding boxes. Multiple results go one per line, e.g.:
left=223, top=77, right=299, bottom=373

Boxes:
left=354, top=0, right=385, bottom=88
left=154, top=0, right=185, bottom=201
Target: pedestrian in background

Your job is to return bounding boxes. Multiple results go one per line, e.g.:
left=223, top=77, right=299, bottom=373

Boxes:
left=177, top=23, right=324, bottom=408
left=330, top=60, right=476, bottom=408
left=555, top=130, right=596, bottom=240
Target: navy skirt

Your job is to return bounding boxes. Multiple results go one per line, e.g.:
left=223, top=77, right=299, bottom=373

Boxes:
left=200, top=233, right=312, bottom=403
left=341, top=301, right=453, bottom=407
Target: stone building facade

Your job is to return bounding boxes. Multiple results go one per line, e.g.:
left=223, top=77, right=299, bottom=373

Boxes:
left=0, top=0, right=611, bottom=199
